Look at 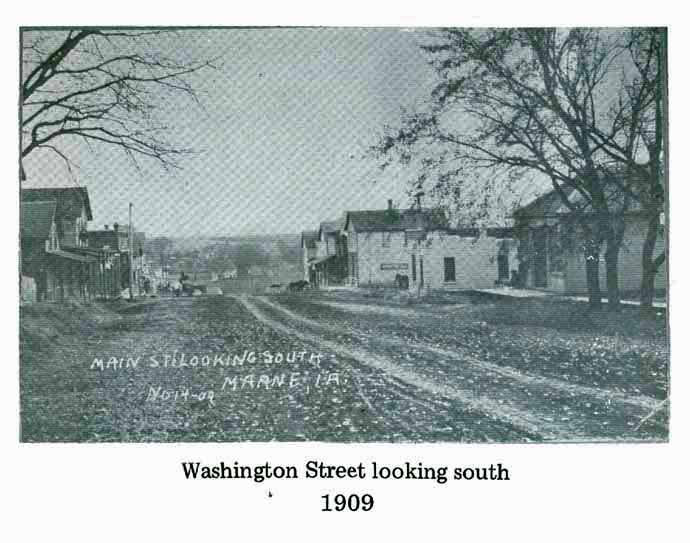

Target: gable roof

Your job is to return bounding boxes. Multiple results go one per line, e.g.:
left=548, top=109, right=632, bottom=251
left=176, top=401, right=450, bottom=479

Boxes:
left=514, top=172, right=650, bottom=219
left=21, top=200, right=57, bottom=239
left=301, top=230, right=319, bottom=248
left=319, top=220, right=340, bottom=234
left=345, top=207, right=449, bottom=232
left=21, top=187, right=93, bottom=221
left=318, top=216, right=347, bottom=237
left=514, top=185, right=577, bottom=218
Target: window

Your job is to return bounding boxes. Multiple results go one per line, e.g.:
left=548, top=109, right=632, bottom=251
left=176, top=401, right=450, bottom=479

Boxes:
left=443, top=257, right=456, bottom=282
left=411, top=254, right=417, bottom=282
left=498, top=253, right=509, bottom=281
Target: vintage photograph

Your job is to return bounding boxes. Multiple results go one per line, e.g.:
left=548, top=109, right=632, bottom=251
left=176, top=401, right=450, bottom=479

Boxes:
left=19, top=27, right=668, bottom=443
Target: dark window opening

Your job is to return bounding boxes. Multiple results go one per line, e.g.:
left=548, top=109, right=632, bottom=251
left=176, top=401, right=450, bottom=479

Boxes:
left=444, top=257, right=456, bottom=282
left=498, top=253, right=509, bottom=281
left=411, top=254, right=417, bottom=281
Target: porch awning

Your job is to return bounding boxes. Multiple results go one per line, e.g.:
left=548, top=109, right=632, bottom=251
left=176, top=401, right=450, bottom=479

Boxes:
left=309, top=254, right=335, bottom=267
left=49, top=250, right=98, bottom=263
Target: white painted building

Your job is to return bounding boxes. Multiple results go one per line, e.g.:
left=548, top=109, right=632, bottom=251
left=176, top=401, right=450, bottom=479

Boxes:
left=349, top=225, right=518, bottom=290
left=343, top=201, right=518, bottom=290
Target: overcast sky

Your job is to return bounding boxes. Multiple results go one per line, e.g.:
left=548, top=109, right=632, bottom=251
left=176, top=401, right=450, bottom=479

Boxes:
left=23, top=28, right=445, bottom=237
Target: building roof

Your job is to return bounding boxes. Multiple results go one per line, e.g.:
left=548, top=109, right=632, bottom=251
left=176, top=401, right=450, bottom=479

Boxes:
left=87, top=229, right=128, bottom=250
left=319, top=218, right=346, bottom=234
left=20, top=200, right=57, bottom=239
left=486, top=227, right=517, bottom=238
left=513, top=185, right=577, bottom=218
left=21, top=186, right=93, bottom=221
left=301, top=230, right=319, bottom=248
left=514, top=174, right=649, bottom=219
left=345, top=207, right=449, bottom=232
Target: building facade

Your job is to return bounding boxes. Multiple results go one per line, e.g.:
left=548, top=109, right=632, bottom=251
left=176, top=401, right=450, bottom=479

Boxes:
left=514, top=187, right=666, bottom=294
left=348, top=223, right=518, bottom=290
left=301, top=221, right=349, bottom=288
left=20, top=186, right=138, bottom=302
left=302, top=199, right=518, bottom=291
left=20, top=187, right=100, bottom=302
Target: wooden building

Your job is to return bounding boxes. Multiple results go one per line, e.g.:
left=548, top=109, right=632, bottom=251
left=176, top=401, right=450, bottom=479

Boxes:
left=20, top=186, right=126, bottom=302
left=343, top=201, right=517, bottom=290
left=302, top=199, right=518, bottom=291
left=513, top=185, right=666, bottom=294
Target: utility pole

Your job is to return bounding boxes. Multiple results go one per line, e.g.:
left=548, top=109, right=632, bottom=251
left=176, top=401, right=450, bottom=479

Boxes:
left=129, top=202, right=134, bottom=300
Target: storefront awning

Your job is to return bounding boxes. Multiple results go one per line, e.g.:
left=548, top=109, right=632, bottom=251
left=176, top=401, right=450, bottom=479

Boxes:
left=49, top=250, right=98, bottom=263
left=309, top=254, right=335, bottom=267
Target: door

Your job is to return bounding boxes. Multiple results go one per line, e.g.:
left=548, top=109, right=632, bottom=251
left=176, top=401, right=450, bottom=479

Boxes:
left=532, top=227, right=547, bottom=288
left=443, top=257, right=456, bottom=283
left=497, top=253, right=509, bottom=282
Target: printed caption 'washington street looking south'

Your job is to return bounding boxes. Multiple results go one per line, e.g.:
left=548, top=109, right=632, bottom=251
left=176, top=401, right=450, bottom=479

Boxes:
left=19, top=27, right=669, bottom=443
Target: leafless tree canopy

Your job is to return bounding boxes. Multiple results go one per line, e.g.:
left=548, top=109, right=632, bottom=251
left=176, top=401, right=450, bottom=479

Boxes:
left=21, top=29, right=218, bottom=173
left=372, top=27, right=666, bottom=309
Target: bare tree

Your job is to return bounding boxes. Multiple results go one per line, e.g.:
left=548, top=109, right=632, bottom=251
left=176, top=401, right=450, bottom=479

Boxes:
left=589, top=28, right=666, bottom=310
left=21, top=29, right=218, bottom=175
left=636, top=29, right=666, bottom=310
left=374, top=28, right=651, bottom=310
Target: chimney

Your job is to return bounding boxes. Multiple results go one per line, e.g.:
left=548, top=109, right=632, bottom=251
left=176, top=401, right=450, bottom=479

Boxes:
left=387, top=199, right=393, bottom=211
left=113, top=222, right=119, bottom=232
left=104, top=224, right=109, bottom=230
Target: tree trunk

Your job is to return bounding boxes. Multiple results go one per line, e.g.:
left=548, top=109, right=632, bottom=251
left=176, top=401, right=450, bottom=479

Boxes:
left=604, top=236, right=622, bottom=311
left=603, top=216, right=624, bottom=312
left=640, top=30, right=666, bottom=312
left=640, top=212, right=661, bottom=309
left=584, top=237, right=602, bottom=309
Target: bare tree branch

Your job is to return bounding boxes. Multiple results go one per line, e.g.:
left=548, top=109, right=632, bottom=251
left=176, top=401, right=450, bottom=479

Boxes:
left=372, top=27, right=666, bottom=310
left=21, top=29, right=220, bottom=173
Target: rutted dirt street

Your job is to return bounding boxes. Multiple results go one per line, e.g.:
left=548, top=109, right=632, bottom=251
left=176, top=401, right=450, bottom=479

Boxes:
left=20, top=291, right=668, bottom=442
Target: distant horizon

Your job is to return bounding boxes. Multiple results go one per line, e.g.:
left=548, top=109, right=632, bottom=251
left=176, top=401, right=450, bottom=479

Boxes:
left=26, top=178, right=542, bottom=239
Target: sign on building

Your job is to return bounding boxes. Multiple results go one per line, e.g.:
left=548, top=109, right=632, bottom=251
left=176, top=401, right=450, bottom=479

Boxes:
left=380, top=263, right=408, bottom=271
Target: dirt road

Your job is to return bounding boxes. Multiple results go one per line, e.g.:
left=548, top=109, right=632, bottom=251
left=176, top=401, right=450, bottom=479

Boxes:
left=20, top=293, right=668, bottom=442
